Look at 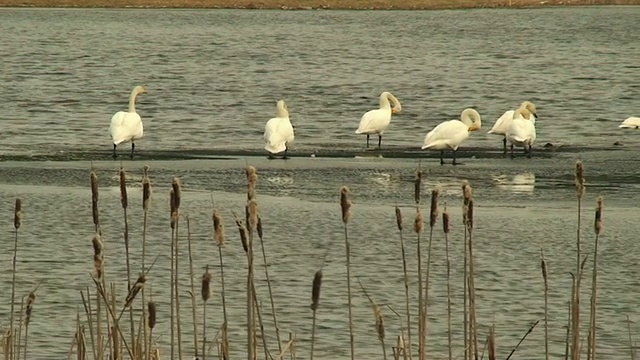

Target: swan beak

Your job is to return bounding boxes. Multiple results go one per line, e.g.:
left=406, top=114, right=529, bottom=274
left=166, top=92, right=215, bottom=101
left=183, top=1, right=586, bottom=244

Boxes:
left=532, top=112, right=538, bottom=119
left=392, top=108, right=400, bottom=114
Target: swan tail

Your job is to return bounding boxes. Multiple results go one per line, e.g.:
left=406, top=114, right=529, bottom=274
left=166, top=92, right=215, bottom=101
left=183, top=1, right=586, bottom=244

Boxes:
left=265, top=141, right=287, bottom=154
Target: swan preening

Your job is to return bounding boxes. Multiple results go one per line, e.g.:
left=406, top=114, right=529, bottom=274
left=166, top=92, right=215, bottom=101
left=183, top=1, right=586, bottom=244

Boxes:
left=488, top=101, right=538, bottom=154
left=506, top=108, right=537, bottom=159
left=619, top=117, right=640, bottom=129
left=109, top=85, right=148, bottom=159
left=421, top=108, right=482, bottom=165
left=264, top=100, right=294, bottom=159
left=355, top=91, right=402, bottom=149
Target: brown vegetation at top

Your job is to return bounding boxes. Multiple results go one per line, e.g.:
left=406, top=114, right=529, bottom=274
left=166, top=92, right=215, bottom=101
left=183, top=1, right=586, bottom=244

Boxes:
left=0, top=0, right=639, bottom=9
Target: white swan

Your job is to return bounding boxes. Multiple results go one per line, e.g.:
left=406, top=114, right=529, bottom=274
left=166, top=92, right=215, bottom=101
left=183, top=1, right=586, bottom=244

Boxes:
left=109, top=85, right=148, bottom=159
left=488, top=101, right=538, bottom=154
left=264, top=100, right=294, bottom=159
left=421, top=108, right=482, bottom=165
left=619, top=116, right=640, bottom=129
left=355, top=91, right=402, bottom=149
left=505, top=108, right=537, bottom=159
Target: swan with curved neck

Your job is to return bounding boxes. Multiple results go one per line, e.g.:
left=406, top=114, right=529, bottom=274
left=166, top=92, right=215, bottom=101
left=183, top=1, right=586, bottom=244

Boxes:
left=619, top=116, right=640, bottom=129
left=264, top=100, right=294, bottom=159
left=421, top=108, right=482, bottom=165
left=109, top=85, right=148, bottom=159
left=355, top=91, right=402, bottom=149
left=489, top=101, right=538, bottom=155
left=505, top=108, right=537, bottom=159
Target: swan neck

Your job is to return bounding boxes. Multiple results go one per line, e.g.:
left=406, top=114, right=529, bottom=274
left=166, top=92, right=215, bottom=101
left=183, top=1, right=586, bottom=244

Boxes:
left=276, top=103, right=289, bottom=118
left=462, top=109, right=481, bottom=129
left=379, top=92, right=391, bottom=109
left=128, top=89, right=139, bottom=113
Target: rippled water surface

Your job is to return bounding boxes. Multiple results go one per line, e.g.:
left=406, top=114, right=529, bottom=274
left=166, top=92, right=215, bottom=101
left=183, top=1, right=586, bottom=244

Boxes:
left=1, top=6, right=640, bottom=360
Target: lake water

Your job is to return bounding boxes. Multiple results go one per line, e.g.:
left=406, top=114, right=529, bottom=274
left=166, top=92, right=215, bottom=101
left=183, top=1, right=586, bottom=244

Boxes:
left=0, top=6, right=640, bottom=360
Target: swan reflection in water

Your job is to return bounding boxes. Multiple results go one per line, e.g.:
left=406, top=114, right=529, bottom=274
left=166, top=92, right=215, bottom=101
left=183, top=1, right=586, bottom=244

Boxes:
left=493, top=172, right=536, bottom=193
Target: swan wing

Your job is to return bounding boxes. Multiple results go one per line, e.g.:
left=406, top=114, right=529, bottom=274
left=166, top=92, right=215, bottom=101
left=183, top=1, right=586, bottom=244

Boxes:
left=506, top=119, right=536, bottom=146
left=619, top=116, right=640, bottom=129
left=422, top=120, right=469, bottom=150
left=488, top=110, right=514, bottom=135
left=109, top=111, right=143, bottom=145
left=264, top=117, right=294, bottom=154
left=355, top=108, right=391, bottom=135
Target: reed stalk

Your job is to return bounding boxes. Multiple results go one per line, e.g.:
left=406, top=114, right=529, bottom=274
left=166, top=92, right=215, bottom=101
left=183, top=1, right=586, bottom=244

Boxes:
left=170, top=188, right=177, bottom=360
left=587, top=197, right=603, bottom=360
left=357, top=279, right=387, bottom=360
left=443, top=207, right=452, bottom=360
left=80, top=288, right=97, bottom=360
left=147, top=300, right=156, bottom=360
left=487, top=326, right=496, bottom=360
left=413, top=170, right=424, bottom=360
left=423, top=188, right=439, bottom=357
left=310, top=270, right=323, bottom=360
left=467, top=191, right=479, bottom=360
left=89, top=171, right=106, bottom=359
left=213, top=209, right=230, bottom=360
left=394, top=206, right=412, bottom=360
left=10, top=198, right=22, bottom=360
left=340, top=186, right=355, bottom=360
left=461, top=181, right=471, bottom=360
left=627, top=315, right=635, bottom=360
left=245, top=166, right=258, bottom=360
left=22, top=286, right=36, bottom=360
left=572, top=161, right=586, bottom=360
left=16, top=295, right=25, bottom=360
left=202, top=265, right=212, bottom=360
left=187, top=217, right=199, bottom=358
left=541, top=249, right=549, bottom=360
left=118, top=167, right=136, bottom=351
left=171, top=177, right=184, bottom=360
left=141, top=165, right=151, bottom=360
left=256, top=215, right=283, bottom=353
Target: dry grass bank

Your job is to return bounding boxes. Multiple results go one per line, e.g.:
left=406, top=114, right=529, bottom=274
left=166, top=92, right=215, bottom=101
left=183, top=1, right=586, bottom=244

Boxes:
left=0, top=0, right=639, bottom=9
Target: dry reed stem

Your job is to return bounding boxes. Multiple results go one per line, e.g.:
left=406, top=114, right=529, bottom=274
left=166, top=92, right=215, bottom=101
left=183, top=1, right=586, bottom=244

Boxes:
left=395, top=206, right=412, bottom=360
left=118, top=167, right=135, bottom=349
left=461, top=181, right=471, bottom=360
left=212, top=209, right=230, bottom=359
left=23, top=286, right=37, bottom=360
left=357, top=279, right=387, bottom=360
left=340, top=186, right=355, bottom=360
left=422, top=188, right=439, bottom=358
left=141, top=165, right=151, bottom=360
left=90, top=171, right=100, bottom=233
left=587, top=197, right=604, bottom=360
left=443, top=206, right=453, bottom=360
left=80, top=288, right=97, bottom=360
left=310, top=270, right=322, bottom=360
left=487, top=326, right=496, bottom=360
left=541, top=249, right=549, bottom=360
left=169, top=188, right=176, bottom=360
left=202, top=265, right=212, bottom=360
left=10, top=198, right=22, bottom=359
left=505, top=320, right=539, bottom=359
left=171, top=177, right=184, bottom=360
left=413, top=171, right=424, bottom=360
left=255, top=215, right=283, bottom=353
left=16, top=295, right=25, bottom=360
left=187, top=217, right=199, bottom=358
left=147, top=301, right=156, bottom=360
left=572, top=161, right=585, bottom=360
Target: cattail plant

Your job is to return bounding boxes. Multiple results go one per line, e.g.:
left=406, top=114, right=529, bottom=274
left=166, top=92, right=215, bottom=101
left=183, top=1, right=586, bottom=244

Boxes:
left=186, top=217, right=199, bottom=358
left=212, top=209, right=230, bottom=359
left=461, top=181, right=471, bottom=360
left=357, top=279, right=387, bottom=360
left=587, top=197, right=604, bottom=360
left=89, top=171, right=106, bottom=359
left=488, top=326, right=497, bottom=360
left=169, top=188, right=177, bottom=359
left=90, top=171, right=100, bottom=233
left=141, top=165, right=151, bottom=360
left=442, top=206, right=452, bottom=360
left=413, top=169, right=425, bottom=360
left=147, top=301, right=156, bottom=360
left=201, top=265, right=212, bottom=360
left=422, top=188, right=439, bottom=355
left=340, top=185, right=355, bottom=360
left=571, top=161, right=586, bottom=360
left=395, top=206, right=412, bottom=360
left=10, top=198, right=22, bottom=358
left=23, top=286, right=37, bottom=360
left=171, top=177, right=184, bottom=360
left=118, top=167, right=135, bottom=348
left=310, top=269, right=323, bottom=360
left=463, top=182, right=479, bottom=360
left=541, top=249, right=549, bottom=360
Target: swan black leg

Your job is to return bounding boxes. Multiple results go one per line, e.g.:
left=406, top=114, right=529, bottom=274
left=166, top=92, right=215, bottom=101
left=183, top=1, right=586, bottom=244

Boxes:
left=112, top=144, right=117, bottom=159
left=366, top=134, right=370, bottom=148
left=510, top=144, right=515, bottom=159
left=452, top=149, right=462, bottom=165
left=378, top=135, right=382, bottom=149
left=283, top=147, right=289, bottom=160
left=130, top=142, right=135, bottom=160
left=440, top=150, right=445, bottom=165
left=502, top=137, right=507, bottom=155
left=527, top=145, right=532, bottom=159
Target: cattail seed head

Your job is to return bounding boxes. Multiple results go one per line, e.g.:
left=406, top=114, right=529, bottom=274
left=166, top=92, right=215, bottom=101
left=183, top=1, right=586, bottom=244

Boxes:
left=595, top=196, right=604, bottom=235
left=575, top=161, right=586, bottom=199
left=340, top=186, right=352, bottom=224
left=14, top=198, right=22, bottom=230
left=234, top=217, right=249, bottom=253
left=414, top=170, right=423, bottom=205
left=213, top=210, right=225, bottom=247
left=373, top=304, right=385, bottom=342
left=443, top=207, right=450, bottom=234
left=413, top=207, right=423, bottom=234
left=246, top=166, right=258, bottom=200
left=466, top=199, right=474, bottom=230
left=311, top=270, right=323, bottom=311
left=25, top=288, right=37, bottom=325
left=119, top=168, right=128, bottom=209
left=171, top=178, right=182, bottom=210
left=201, top=266, right=212, bottom=303
left=170, top=189, right=177, bottom=229
left=429, top=188, right=439, bottom=228
left=142, top=166, right=151, bottom=211
left=540, top=250, right=548, bottom=282
left=257, top=216, right=264, bottom=239
left=394, top=206, right=403, bottom=231
left=92, top=234, right=104, bottom=280
left=90, top=172, right=99, bottom=226
left=147, top=302, right=157, bottom=329
left=248, top=199, right=259, bottom=231
left=124, top=274, right=146, bottom=308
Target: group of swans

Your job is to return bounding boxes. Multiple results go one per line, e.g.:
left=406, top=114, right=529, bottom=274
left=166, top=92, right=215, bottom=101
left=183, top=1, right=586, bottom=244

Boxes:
left=107, top=86, right=637, bottom=162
